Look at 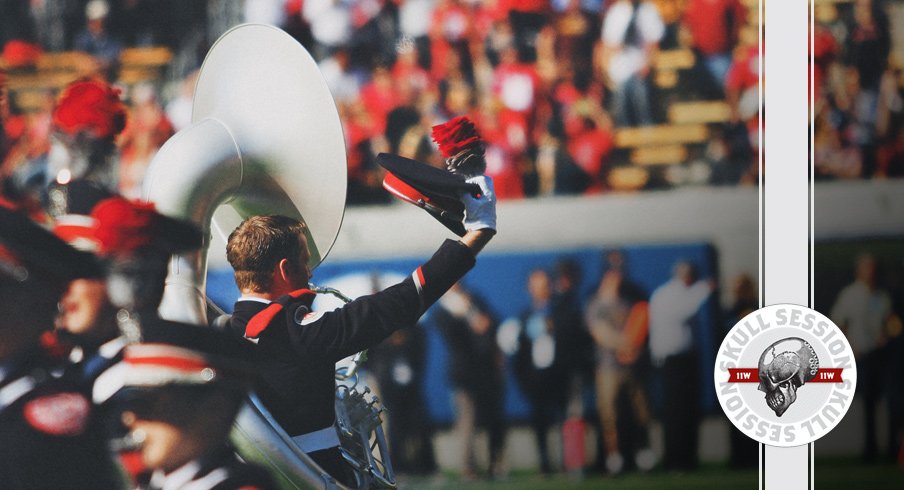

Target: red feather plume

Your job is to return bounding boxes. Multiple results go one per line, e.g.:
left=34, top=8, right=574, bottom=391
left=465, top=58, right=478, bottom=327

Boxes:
left=431, top=116, right=484, bottom=158
left=91, top=197, right=158, bottom=256
left=53, top=79, right=127, bottom=140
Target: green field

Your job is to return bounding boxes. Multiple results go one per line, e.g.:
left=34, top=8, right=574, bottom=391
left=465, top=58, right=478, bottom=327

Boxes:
left=402, top=460, right=902, bottom=489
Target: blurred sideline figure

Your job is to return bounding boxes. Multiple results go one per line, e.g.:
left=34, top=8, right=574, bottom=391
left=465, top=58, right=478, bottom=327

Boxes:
left=831, top=253, right=894, bottom=461
left=648, top=260, right=714, bottom=471
left=368, top=325, right=438, bottom=475
left=512, top=269, right=568, bottom=475
left=584, top=251, right=653, bottom=474
left=434, top=282, right=507, bottom=480
left=724, top=273, right=759, bottom=469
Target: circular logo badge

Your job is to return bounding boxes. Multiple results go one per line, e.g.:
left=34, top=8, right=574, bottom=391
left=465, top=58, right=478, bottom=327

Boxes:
left=714, top=304, right=857, bottom=447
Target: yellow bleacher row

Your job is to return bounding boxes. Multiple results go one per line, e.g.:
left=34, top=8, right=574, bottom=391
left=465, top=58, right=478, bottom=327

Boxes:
left=2, top=47, right=173, bottom=110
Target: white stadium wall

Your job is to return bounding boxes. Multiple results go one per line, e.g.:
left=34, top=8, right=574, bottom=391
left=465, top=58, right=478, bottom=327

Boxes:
left=307, top=180, right=904, bottom=305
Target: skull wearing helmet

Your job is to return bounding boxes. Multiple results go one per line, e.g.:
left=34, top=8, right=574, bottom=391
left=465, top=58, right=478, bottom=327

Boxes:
left=757, top=337, right=819, bottom=417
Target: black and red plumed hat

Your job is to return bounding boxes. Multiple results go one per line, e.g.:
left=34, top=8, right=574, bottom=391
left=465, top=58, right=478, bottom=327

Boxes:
left=377, top=116, right=486, bottom=236
left=0, top=203, right=103, bottom=284
left=92, top=319, right=255, bottom=404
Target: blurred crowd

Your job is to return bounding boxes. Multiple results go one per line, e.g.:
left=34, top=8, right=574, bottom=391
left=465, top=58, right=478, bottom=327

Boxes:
left=812, top=0, right=904, bottom=180
left=4, top=0, right=903, bottom=201
left=0, top=0, right=800, bottom=204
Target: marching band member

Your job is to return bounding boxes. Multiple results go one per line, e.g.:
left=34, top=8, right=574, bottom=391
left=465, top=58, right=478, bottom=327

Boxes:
left=53, top=192, right=204, bottom=386
left=224, top=117, right=496, bottom=485
left=93, top=322, right=277, bottom=490
left=0, top=204, right=123, bottom=488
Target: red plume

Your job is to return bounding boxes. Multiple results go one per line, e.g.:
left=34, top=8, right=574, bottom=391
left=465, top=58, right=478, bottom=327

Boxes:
left=2, top=40, right=42, bottom=68
left=91, top=197, right=158, bottom=256
left=53, top=79, right=127, bottom=140
left=431, top=116, right=484, bottom=158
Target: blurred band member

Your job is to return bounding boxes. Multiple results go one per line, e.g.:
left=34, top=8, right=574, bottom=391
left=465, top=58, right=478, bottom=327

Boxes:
left=0, top=204, right=122, bottom=488
left=93, top=325, right=277, bottom=489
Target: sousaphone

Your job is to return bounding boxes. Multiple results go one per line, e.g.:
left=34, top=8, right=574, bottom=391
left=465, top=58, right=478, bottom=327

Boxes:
left=143, top=24, right=348, bottom=489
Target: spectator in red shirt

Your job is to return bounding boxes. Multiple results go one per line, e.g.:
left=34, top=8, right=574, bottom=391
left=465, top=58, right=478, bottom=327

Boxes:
left=566, top=111, right=614, bottom=194
left=360, top=65, right=401, bottom=134
left=391, top=44, right=432, bottom=106
left=681, top=0, right=746, bottom=95
left=493, top=45, right=543, bottom=146
left=725, top=44, right=761, bottom=155
left=810, top=24, right=838, bottom=104
left=725, top=44, right=759, bottom=121
left=475, top=98, right=525, bottom=199
left=429, top=0, right=475, bottom=82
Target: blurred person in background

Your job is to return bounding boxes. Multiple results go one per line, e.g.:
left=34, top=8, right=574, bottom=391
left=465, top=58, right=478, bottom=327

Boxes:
left=552, top=0, right=601, bottom=80
left=725, top=40, right=760, bottom=161
left=74, top=0, right=122, bottom=77
left=429, top=0, right=476, bottom=83
left=648, top=259, right=714, bottom=471
left=318, top=48, right=362, bottom=105
left=164, top=69, right=200, bottom=132
left=584, top=251, right=652, bottom=474
left=724, top=273, right=759, bottom=468
left=534, top=119, right=588, bottom=196
left=504, top=0, right=551, bottom=62
left=398, top=0, right=435, bottom=69
left=434, top=282, right=507, bottom=480
left=118, top=84, right=174, bottom=199
left=680, top=0, right=746, bottom=98
left=553, top=259, right=594, bottom=393
left=846, top=0, right=889, bottom=97
left=563, top=103, right=614, bottom=194
left=361, top=65, right=401, bottom=135
left=831, top=253, right=894, bottom=462
left=368, top=325, right=438, bottom=476
left=303, top=0, right=352, bottom=60
left=0, top=90, right=54, bottom=196
left=512, top=268, right=569, bottom=475
left=597, top=0, right=665, bottom=127
left=492, top=44, right=543, bottom=152
left=392, top=41, right=432, bottom=104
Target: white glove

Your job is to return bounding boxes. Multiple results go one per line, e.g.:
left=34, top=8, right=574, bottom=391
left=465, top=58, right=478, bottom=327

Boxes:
left=461, top=175, right=496, bottom=232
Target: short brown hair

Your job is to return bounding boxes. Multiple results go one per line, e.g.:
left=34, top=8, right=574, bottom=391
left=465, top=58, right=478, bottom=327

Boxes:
left=226, top=215, right=307, bottom=293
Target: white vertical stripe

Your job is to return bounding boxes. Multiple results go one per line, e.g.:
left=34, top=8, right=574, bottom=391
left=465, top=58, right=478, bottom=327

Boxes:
left=763, top=0, right=811, bottom=488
